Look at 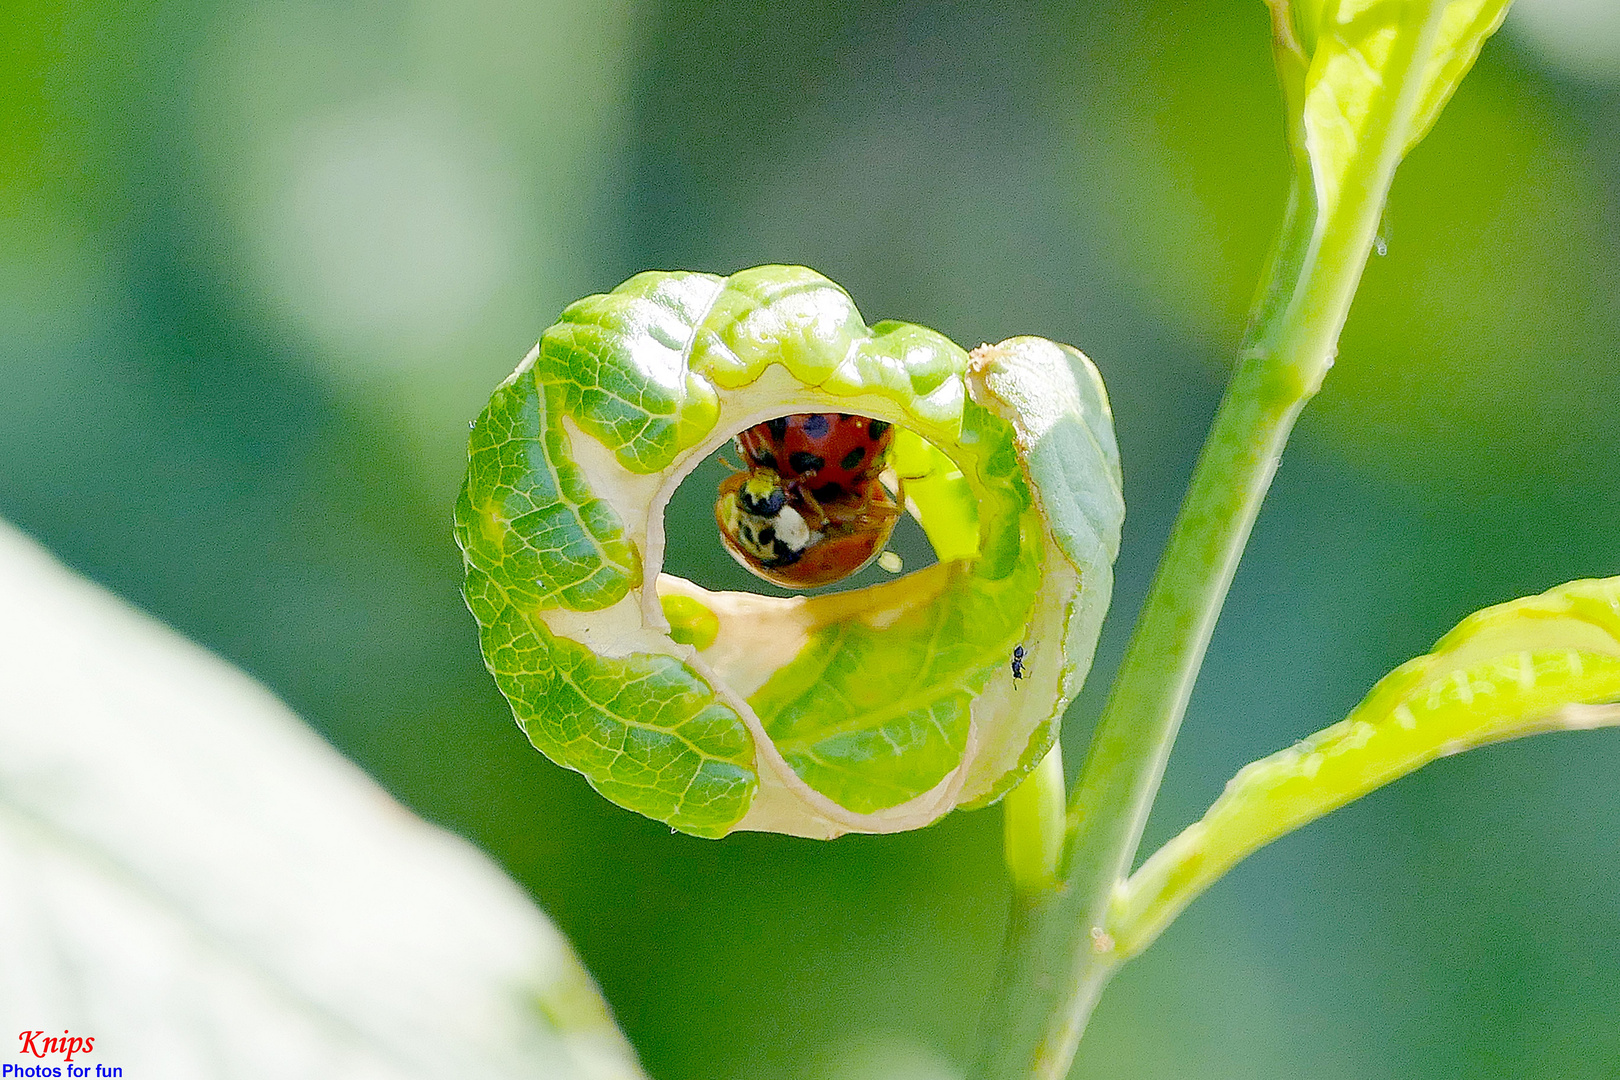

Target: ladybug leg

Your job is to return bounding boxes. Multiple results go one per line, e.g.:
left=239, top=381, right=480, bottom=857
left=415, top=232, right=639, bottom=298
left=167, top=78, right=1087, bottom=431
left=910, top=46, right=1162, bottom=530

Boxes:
left=798, top=485, right=830, bottom=528
left=870, top=475, right=905, bottom=518
left=856, top=502, right=902, bottom=523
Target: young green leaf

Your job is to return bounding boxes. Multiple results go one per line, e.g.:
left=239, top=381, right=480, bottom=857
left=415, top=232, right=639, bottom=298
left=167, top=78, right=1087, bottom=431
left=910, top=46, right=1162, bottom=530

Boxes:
left=456, top=267, right=1124, bottom=838
left=1108, top=576, right=1620, bottom=960
left=1278, top=0, right=1511, bottom=213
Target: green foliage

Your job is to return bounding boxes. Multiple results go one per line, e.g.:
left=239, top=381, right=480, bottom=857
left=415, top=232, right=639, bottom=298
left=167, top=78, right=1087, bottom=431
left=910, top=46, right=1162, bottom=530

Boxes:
left=458, top=370, right=641, bottom=613
left=1111, top=576, right=1620, bottom=959
left=660, top=593, right=721, bottom=650
left=890, top=428, right=980, bottom=563
left=543, top=271, right=726, bottom=474
left=456, top=267, right=1124, bottom=838
left=1085, top=0, right=1574, bottom=965
left=469, top=566, right=759, bottom=838
left=1270, top=0, right=1512, bottom=202
left=1250, top=0, right=1515, bottom=383
left=970, top=4, right=1619, bottom=1078
left=9, top=0, right=1620, bottom=1076
left=750, top=554, right=1040, bottom=815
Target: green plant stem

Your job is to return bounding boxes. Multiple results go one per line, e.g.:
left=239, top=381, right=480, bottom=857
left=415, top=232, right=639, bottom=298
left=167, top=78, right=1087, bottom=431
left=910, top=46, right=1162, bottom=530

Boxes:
left=970, top=4, right=1448, bottom=1076
left=1003, top=745, right=1066, bottom=899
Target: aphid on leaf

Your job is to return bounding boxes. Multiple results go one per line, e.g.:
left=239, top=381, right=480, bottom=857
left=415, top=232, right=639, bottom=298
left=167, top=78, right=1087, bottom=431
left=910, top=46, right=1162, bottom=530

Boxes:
left=716, top=413, right=901, bottom=589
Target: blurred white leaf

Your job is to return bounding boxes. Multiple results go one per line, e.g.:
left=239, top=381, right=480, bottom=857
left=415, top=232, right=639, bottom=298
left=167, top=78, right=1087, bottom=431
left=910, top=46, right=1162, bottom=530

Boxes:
left=0, top=518, right=644, bottom=1080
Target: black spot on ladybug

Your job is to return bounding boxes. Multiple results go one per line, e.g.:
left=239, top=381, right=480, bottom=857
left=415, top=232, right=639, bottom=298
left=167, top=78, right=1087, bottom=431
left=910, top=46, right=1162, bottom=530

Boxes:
left=765, top=417, right=789, bottom=440
left=868, top=419, right=890, bottom=440
left=790, top=450, right=825, bottom=474
left=770, top=540, right=801, bottom=566
left=801, top=413, right=829, bottom=437
left=752, top=450, right=777, bottom=471
left=758, top=526, right=776, bottom=545
left=838, top=412, right=853, bottom=420
left=813, top=482, right=845, bottom=502
left=840, top=446, right=867, bottom=471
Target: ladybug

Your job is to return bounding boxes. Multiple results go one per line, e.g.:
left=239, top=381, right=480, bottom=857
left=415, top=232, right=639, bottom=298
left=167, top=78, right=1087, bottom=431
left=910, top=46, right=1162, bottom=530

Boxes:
left=1011, top=644, right=1028, bottom=683
left=715, top=468, right=822, bottom=570
left=734, top=413, right=893, bottom=520
left=716, top=413, right=901, bottom=589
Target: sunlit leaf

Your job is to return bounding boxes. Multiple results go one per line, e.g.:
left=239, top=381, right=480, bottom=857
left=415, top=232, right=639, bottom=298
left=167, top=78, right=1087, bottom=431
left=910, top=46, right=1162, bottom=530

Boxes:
left=456, top=267, right=1124, bottom=838
left=1109, top=576, right=1620, bottom=959
left=1405, top=0, right=1514, bottom=156
left=1283, top=0, right=1512, bottom=213
left=0, top=519, right=643, bottom=1080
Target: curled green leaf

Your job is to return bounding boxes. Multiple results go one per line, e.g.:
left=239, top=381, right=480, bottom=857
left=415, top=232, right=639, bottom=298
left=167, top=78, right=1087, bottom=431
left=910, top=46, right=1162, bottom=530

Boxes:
left=1109, top=576, right=1620, bottom=959
left=455, top=266, right=1124, bottom=838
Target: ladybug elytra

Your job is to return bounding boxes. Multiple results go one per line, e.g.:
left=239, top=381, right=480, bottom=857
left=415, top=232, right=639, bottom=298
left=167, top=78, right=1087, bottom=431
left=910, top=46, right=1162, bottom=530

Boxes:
left=715, top=412, right=901, bottom=589
left=734, top=413, right=893, bottom=509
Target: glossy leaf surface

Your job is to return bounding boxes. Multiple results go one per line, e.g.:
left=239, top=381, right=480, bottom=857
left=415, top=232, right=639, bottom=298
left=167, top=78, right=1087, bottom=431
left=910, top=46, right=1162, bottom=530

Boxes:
left=1273, top=0, right=1512, bottom=212
left=456, top=267, right=1124, bottom=838
left=1110, top=576, right=1620, bottom=959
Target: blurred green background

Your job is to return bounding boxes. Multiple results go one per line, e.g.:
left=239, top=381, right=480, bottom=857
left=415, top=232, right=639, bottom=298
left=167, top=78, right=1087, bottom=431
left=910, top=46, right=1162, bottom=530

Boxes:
left=5, top=0, right=1620, bottom=1076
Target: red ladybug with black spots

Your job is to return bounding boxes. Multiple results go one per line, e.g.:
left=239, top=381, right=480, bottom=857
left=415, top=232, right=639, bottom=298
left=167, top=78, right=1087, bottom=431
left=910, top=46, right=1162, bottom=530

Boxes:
left=715, top=412, right=901, bottom=589
left=733, top=413, right=893, bottom=519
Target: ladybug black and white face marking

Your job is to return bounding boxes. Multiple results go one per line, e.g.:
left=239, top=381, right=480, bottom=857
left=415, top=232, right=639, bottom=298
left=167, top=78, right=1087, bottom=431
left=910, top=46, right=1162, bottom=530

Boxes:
left=715, top=413, right=903, bottom=590
left=1011, top=644, right=1027, bottom=682
left=735, top=474, right=787, bottom=519
left=716, top=471, right=819, bottom=568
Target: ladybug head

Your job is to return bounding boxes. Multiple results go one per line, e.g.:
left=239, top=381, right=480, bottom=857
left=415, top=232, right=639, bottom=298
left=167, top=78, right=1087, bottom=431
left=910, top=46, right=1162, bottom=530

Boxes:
left=736, top=470, right=789, bottom=517
left=717, top=474, right=820, bottom=569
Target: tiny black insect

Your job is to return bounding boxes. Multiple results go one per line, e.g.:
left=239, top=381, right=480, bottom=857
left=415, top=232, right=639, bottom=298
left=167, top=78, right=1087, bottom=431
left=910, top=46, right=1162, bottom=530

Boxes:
left=1011, top=644, right=1027, bottom=682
